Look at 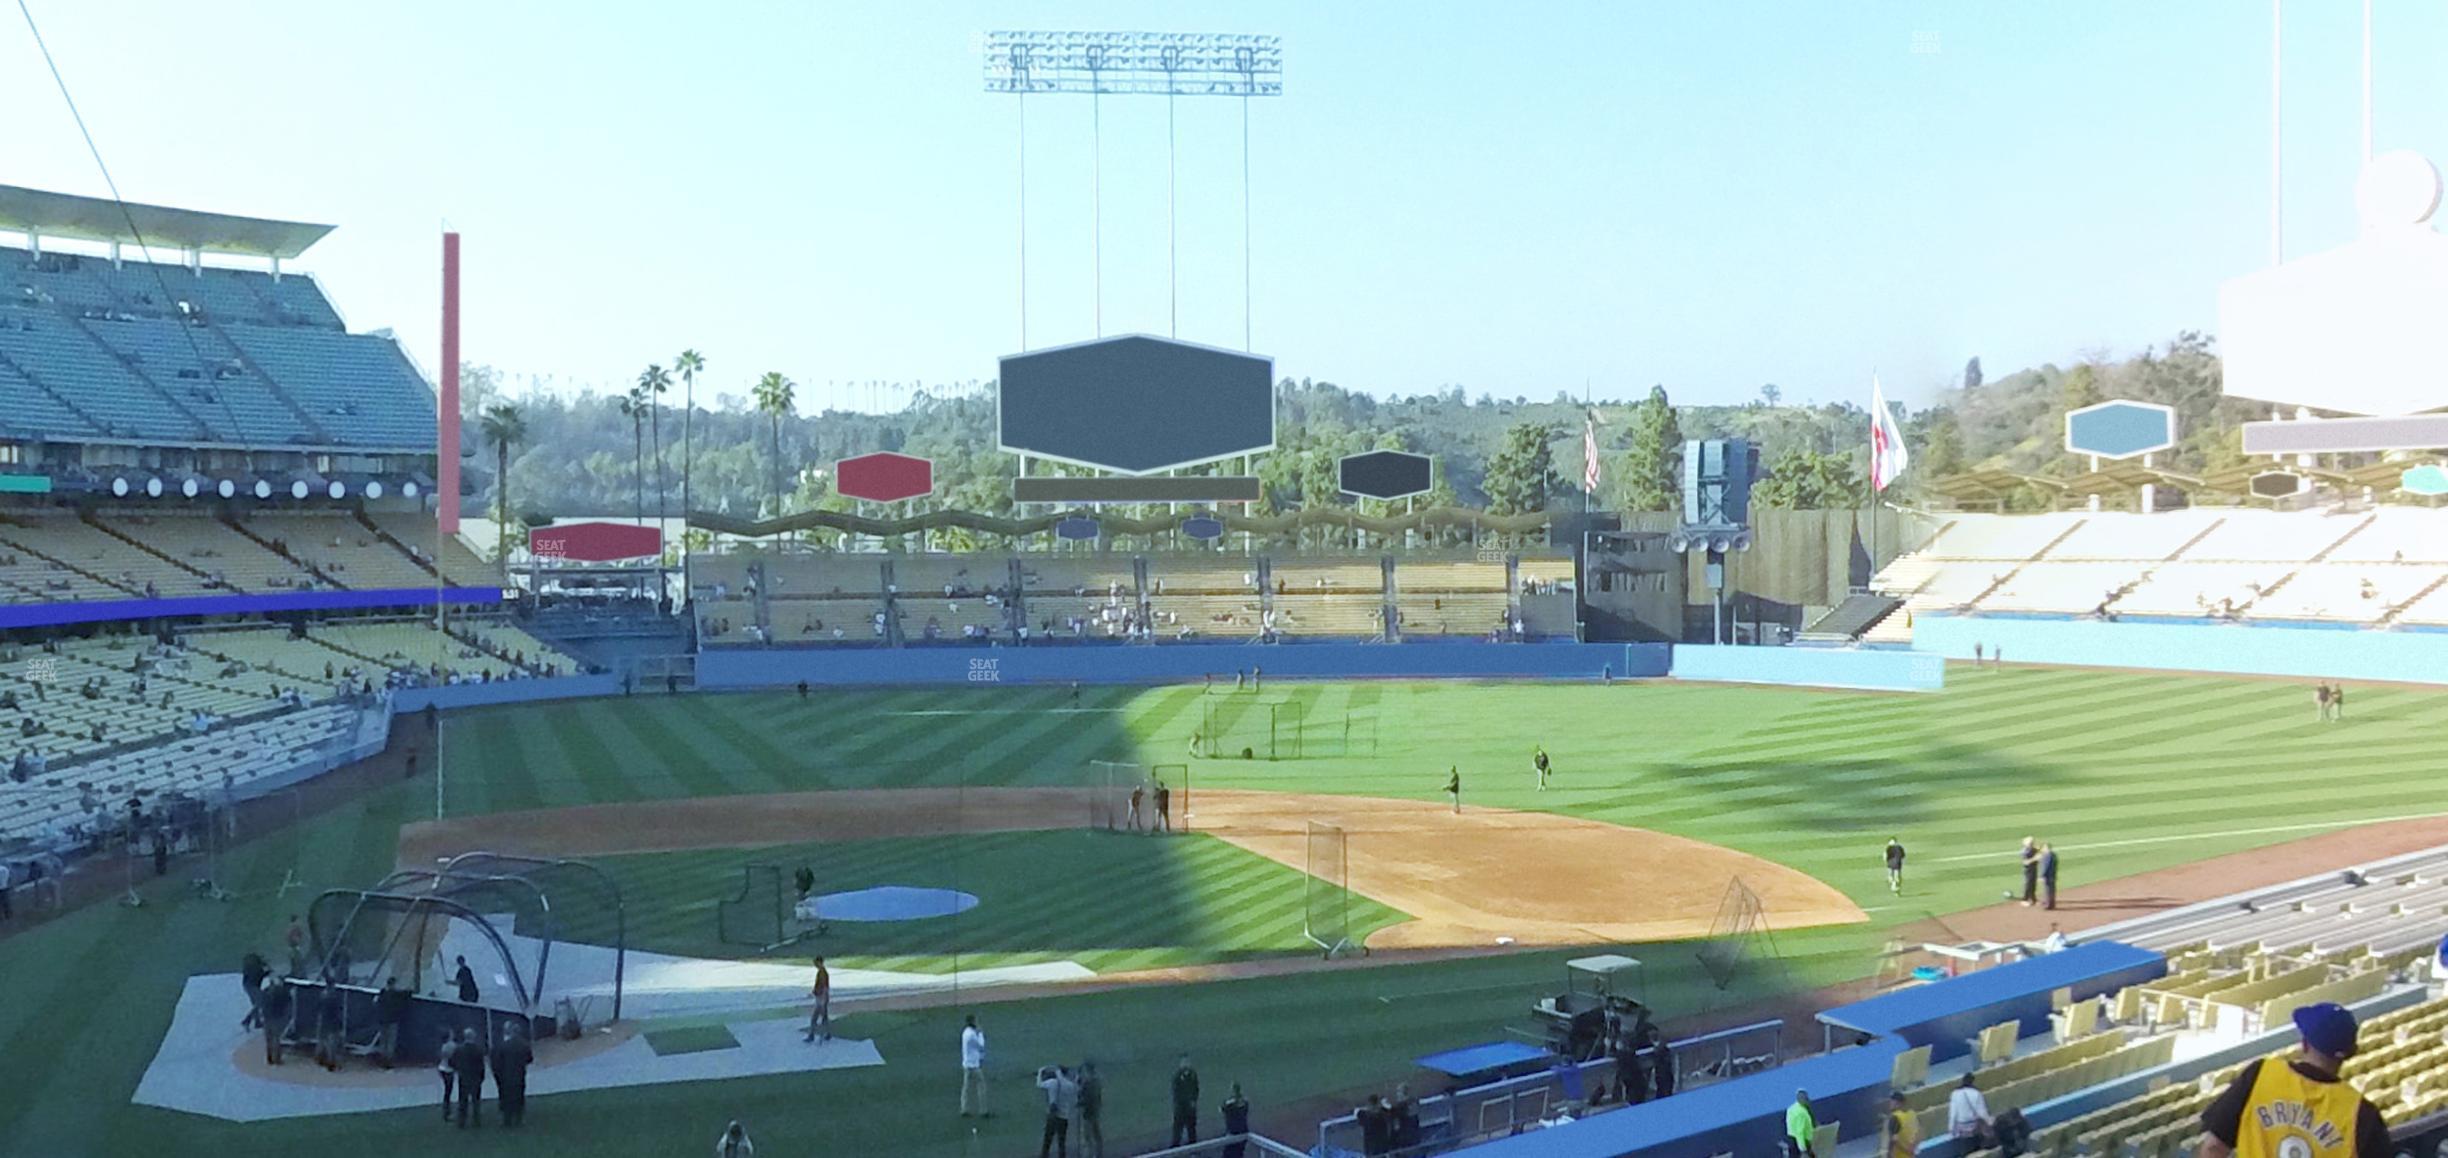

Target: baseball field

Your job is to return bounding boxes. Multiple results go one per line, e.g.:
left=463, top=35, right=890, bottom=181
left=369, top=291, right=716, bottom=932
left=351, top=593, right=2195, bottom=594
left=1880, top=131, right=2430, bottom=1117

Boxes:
left=6, top=665, right=2447, bottom=1157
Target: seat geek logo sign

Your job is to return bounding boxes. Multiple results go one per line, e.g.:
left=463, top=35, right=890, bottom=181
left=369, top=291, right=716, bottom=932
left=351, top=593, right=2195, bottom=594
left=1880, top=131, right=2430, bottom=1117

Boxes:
left=968, top=659, right=1000, bottom=683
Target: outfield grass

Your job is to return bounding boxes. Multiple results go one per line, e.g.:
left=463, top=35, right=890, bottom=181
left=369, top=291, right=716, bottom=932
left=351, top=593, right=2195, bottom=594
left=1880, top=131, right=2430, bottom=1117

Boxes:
left=588, top=830, right=1408, bottom=973
left=7, top=667, right=2445, bottom=1156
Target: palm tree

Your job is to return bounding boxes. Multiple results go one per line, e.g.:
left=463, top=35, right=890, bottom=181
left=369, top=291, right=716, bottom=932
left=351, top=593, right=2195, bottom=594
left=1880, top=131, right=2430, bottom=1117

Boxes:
left=674, top=349, right=704, bottom=522
left=638, top=363, right=672, bottom=537
left=478, top=402, right=527, bottom=563
left=674, top=349, right=705, bottom=588
left=617, top=386, right=647, bottom=526
left=752, top=372, right=797, bottom=521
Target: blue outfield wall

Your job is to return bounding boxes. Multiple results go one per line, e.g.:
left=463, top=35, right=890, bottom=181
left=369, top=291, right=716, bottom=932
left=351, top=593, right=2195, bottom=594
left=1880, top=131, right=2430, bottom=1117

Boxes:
left=696, top=642, right=1671, bottom=689
left=1914, top=613, right=2448, bottom=684
left=1670, top=645, right=1946, bottom=692
left=390, top=674, right=623, bottom=713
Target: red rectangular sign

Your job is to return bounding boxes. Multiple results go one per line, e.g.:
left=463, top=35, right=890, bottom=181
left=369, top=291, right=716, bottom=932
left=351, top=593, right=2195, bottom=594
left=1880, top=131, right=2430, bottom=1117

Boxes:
left=530, top=521, right=662, bottom=562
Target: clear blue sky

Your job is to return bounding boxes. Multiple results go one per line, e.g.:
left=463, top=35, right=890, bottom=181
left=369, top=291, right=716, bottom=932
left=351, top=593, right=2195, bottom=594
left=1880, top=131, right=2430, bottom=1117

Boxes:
left=6, top=1, right=2445, bottom=412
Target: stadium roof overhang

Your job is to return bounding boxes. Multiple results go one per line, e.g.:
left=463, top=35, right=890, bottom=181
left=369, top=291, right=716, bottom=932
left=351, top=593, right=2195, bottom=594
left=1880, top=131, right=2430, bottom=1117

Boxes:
left=1927, top=469, right=2066, bottom=501
left=2062, top=462, right=2203, bottom=495
left=0, top=184, right=334, bottom=259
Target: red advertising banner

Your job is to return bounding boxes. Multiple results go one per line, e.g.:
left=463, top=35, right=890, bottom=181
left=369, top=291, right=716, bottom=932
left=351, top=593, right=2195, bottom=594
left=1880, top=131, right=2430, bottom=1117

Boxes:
left=836, top=452, right=934, bottom=503
left=530, top=521, right=662, bottom=562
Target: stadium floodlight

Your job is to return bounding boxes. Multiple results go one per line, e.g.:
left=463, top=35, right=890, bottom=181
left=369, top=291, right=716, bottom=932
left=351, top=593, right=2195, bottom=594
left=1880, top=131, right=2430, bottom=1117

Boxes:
left=983, top=31, right=1282, bottom=96
left=983, top=30, right=1282, bottom=352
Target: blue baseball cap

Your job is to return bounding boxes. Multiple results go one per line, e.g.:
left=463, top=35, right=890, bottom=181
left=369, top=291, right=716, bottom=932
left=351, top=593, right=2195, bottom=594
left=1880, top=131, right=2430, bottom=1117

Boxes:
left=2293, top=1002, right=2360, bottom=1059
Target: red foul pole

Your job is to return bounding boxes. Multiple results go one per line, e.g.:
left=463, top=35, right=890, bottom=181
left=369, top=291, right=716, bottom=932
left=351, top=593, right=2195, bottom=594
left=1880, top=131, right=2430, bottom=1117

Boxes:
left=439, top=231, right=461, bottom=535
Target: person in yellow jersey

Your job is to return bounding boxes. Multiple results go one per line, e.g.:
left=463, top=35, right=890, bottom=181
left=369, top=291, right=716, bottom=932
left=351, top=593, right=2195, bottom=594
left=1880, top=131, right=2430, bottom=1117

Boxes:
left=2200, top=1002, right=2390, bottom=1158
left=1882, top=1090, right=1919, bottom=1158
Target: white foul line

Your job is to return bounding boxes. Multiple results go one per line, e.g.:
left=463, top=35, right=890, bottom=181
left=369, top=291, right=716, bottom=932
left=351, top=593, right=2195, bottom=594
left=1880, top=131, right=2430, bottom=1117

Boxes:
left=1926, top=810, right=2448, bottom=864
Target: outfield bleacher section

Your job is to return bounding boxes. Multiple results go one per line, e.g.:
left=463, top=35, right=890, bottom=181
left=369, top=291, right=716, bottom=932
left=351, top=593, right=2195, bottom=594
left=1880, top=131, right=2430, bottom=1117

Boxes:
left=1272, top=557, right=1387, bottom=639
left=1394, top=558, right=1512, bottom=638
left=1869, top=509, right=2448, bottom=636
left=687, top=550, right=1579, bottom=646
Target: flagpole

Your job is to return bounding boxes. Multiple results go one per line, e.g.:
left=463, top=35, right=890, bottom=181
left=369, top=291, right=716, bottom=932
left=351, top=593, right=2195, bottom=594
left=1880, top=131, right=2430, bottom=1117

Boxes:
left=1869, top=374, right=1880, bottom=587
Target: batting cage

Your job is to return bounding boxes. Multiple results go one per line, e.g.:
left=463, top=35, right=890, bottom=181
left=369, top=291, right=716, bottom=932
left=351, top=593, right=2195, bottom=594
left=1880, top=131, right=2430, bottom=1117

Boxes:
left=1303, top=821, right=1359, bottom=958
left=1199, top=696, right=1305, bottom=760
left=1086, top=759, right=1144, bottom=832
left=1085, top=760, right=1193, bottom=833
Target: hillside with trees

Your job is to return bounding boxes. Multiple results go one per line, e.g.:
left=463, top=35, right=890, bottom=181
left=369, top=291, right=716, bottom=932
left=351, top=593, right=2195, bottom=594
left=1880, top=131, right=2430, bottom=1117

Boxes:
left=459, top=331, right=2257, bottom=535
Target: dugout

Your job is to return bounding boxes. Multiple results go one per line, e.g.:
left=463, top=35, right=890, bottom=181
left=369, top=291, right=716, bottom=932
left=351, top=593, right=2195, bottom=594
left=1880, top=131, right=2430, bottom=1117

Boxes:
left=300, top=852, right=625, bottom=1065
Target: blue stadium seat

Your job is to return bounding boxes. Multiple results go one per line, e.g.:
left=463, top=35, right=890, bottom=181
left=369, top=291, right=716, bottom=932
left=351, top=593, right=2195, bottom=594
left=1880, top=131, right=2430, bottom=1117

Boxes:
left=0, top=357, right=99, bottom=440
left=0, top=306, right=203, bottom=441
left=84, top=315, right=317, bottom=444
left=219, top=325, right=436, bottom=448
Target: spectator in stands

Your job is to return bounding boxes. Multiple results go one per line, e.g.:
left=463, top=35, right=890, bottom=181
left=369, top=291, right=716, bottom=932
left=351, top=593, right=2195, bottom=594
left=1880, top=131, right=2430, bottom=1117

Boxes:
left=493, top=1022, right=533, bottom=1127
left=2039, top=924, right=2069, bottom=954
left=1785, top=1090, right=1818, bottom=1156
left=1170, top=1053, right=1201, bottom=1146
left=959, top=1014, right=989, bottom=1117
left=716, top=1120, right=755, bottom=1158
left=1035, top=1063, right=1078, bottom=1158
left=451, top=1026, right=488, bottom=1126
left=1882, top=1090, right=1918, bottom=1158
left=2200, top=1002, right=2389, bottom=1158
left=1946, top=1072, right=1993, bottom=1144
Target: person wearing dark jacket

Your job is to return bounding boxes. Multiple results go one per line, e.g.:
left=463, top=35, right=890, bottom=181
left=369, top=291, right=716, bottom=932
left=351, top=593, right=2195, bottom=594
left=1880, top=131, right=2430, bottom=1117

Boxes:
left=492, top=1022, right=534, bottom=1127
left=1612, top=1027, right=1648, bottom=1105
left=1355, top=1094, right=1392, bottom=1157
left=454, top=956, right=480, bottom=1004
left=1389, top=1084, right=1421, bottom=1152
left=375, top=976, right=412, bottom=1066
left=1220, top=1084, right=1252, bottom=1158
left=258, top=979, right=292, bottom=1066
left=240, top=951, right=271, bottom=1029
left=1076, top=1060, right=1105, bottom=1158
left=1648, top=1026, right=1676, bottom=1099
left=451, top=1027, right=488, bottom=1127
left=1169, top=1054, right=1201, bottom=1146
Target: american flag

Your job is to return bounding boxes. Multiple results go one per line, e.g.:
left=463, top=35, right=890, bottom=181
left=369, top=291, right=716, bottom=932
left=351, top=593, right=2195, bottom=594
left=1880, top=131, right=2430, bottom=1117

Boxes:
left=1583, top=408, right=1603, bottom=494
